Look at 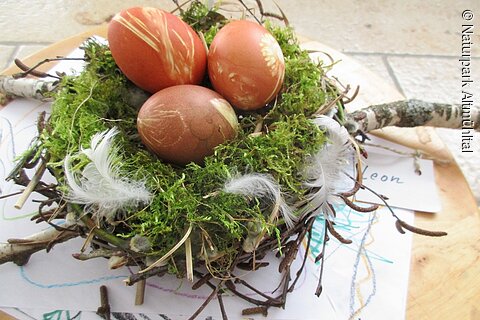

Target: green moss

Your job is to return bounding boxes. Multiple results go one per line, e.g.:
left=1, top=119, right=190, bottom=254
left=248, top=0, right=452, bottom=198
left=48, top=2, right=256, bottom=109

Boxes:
left=37, top=2, right=336, bottom=275
left=180, top=0, right=226, bottom=46
left=208, top=114, right=324, bottom=196
left=41, top=40, right=137, bottom=172
left=266, top=24, right=328, bottom=120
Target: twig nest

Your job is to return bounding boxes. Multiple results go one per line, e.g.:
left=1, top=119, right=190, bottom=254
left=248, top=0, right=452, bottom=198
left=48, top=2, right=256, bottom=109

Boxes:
left=108, top=7, right=207, bottom=93
left=208, top=20, right=285, bottom=110
left=137, top=85, right=238, bottom=165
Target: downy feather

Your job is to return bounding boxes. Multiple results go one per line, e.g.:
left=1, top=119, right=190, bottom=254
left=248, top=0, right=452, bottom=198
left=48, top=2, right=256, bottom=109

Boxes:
left=302, top=116, right=355, bottom=219
left=64, top=127, right=152, bottom=222
left=224, top=173, right=297, bottom=229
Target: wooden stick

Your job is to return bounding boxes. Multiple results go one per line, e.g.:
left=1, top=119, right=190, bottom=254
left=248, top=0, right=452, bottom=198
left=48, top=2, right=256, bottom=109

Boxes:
left=135, top=279, right=146, bottom=305
left=14, top=159, right=47, bottom=209
left=96, top=285, right=111, bottom=320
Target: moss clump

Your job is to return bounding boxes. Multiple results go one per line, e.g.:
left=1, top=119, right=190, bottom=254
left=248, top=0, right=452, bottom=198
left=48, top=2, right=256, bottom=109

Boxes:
left=38, top=1, right=336, bottom=276
left=41, top=40, right=137, bottom=172
left=180, top=0, right=227, bottom=45
left=209, top=114, right=324, bottom=195
left=267, top=24, right=328, bottom=119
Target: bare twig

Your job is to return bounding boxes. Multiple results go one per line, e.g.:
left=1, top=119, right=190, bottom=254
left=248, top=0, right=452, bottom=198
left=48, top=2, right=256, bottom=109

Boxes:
left=217, top=291, right=228, bottom=320
left=224, top=280, right=282, bottom=307
left=242, top=306, right=269, bottom=316
left=355, top=176, right=448, bottom=237
left=339, top=195, right=379, bottom=213
left=125, top=266, right=169, bottom=286
left=237, top=0, right=262, bottom=24
left=192, top=272, right=213, bottom=290
left=96, top=285, right=111, bottom=320
left=288, top=217, right=315, bottom=292
left=396, top=219, right=448, bottom=237
left=326, top=220, right=352, bottom=244
left=315, top=222, right=329, bottom=296
left=72, top=248, right=123, bottom=261
left=14, top=58, right=60, bottom=79
left=188, top=282, right=224, bottom=320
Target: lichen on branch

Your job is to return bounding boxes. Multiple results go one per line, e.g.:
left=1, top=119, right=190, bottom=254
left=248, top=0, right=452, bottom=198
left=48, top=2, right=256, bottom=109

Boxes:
left=344, top=99, right=480, bottom=133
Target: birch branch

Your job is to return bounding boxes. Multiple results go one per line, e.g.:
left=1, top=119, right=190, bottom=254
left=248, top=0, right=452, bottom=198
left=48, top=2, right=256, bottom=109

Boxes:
left=0, top=75, right=59, bottom=101
left=0, top=76, right=150, bottom=107
left=0, top=226, right=79, bottom=266
left=344, top=99, right=480, bottom=133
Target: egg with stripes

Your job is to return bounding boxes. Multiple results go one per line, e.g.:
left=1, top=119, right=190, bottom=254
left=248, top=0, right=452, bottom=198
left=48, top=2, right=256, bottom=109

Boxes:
left=208, top=20, right=285, bottom=111
left=108, top=7, right=207, bottom=93
left=137, top=85, right=239, bottom=165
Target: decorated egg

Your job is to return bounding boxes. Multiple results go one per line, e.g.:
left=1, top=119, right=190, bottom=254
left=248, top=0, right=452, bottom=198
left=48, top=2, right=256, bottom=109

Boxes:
left=208, top=20, right=285, bottom=110
left=108, top=7, right=207, bottom=93
left=137, top=85, right=238, bottom=165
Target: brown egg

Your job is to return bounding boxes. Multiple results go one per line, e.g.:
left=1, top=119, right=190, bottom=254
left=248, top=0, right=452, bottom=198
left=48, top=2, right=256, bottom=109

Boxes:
left=108, top=7, right=207, bottom=93
left=137, top=85, right=238, bottom=165
left=208, top=20, right=285, bottom=111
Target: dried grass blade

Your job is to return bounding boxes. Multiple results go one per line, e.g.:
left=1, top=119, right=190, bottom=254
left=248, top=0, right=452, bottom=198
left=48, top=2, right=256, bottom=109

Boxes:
left=140, top=224, right=193, bottom=273
left=185, top=236, right=194, bottom=282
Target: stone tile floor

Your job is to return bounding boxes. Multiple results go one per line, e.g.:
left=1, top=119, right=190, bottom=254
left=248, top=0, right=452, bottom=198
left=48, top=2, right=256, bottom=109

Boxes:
left=0, top=0, right=479, bottom=204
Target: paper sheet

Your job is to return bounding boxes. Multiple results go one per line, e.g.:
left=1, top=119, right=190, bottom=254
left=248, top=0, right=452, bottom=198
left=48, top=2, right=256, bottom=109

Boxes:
left=0, top=200, right=414, bottom=320
left=356, top=136, right=442, bottom=213
left=0, top=44, right=414, bottom=320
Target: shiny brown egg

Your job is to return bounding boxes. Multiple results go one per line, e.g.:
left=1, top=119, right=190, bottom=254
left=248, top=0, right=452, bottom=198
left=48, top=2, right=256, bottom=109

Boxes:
left=137, top=85, right=238, bottom=165
left=208, top=20, right=285, bottom=111
left=108, top=7, right=207, bottom=93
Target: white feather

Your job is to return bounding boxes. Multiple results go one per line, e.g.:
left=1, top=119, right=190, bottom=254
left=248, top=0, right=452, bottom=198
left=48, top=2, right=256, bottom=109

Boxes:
left=301, top=116, right=355, bottom=219
left=64, top=127, right=152, bottom=222
left=224, top=173, right=297, bottom=229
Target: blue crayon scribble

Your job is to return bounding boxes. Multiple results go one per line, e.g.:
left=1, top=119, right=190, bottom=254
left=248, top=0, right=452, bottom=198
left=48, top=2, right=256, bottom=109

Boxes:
left=0, top=116, right=17, bottom=159
left=309, top=204, right=394, bottom=265
left=20, top=266, right=128, bottom=289
left=349, top=210, right=378, bottom=317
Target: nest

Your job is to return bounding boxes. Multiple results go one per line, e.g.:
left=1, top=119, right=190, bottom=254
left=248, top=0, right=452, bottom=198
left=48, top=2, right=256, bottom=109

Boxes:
left=1, top=1, right=447, bottom=318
